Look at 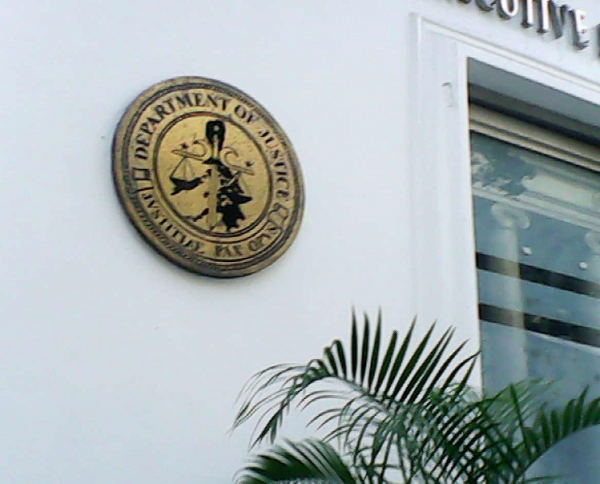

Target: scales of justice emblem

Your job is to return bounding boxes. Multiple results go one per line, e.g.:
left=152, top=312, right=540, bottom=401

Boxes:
left=169, top=119, right=254, bottom=234
left=112, top=77, right=304, bottom=278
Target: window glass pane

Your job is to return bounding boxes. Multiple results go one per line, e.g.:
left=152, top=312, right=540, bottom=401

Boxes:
left=471, top=130, right=600, bottom=484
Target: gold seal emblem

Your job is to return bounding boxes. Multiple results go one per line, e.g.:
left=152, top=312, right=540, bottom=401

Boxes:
left=112, top=77, right=304, bottom=277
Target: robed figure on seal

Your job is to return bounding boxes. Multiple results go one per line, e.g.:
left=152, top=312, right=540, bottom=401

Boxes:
left=169, top=119, right=253, bottom=232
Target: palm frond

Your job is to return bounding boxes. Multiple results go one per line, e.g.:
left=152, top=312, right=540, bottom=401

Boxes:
left=416, top=382, right=600, bottom=484
left=235, top=439, right=359, bottom=484
left=493, top=385, right=600, bottom=483
left=234, top=314, right=600, bottom=484
left=233, top=312, right=478, bottom=448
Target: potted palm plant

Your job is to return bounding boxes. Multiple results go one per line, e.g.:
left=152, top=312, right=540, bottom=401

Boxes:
left=233, top=312, right=600, bottom=484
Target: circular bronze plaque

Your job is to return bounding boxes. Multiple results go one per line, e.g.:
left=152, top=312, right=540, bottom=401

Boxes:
left=113, top=77, right=304, bottom=277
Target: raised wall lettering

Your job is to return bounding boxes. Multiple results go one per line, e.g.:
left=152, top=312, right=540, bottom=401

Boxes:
left=571, top=9, right=590, bottom=49
left=475, top=0, right=494, bottom=12
left=522, top=0, right=535, bottom=27
left=498, top=0, right=519, bottom=20
left=456, top=0, right=594, bottom=53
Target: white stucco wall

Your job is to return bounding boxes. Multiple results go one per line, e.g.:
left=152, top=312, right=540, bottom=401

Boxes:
left=3, top=1, right=600, bottom=483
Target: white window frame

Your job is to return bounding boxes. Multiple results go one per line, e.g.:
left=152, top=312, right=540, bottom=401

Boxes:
left=470, top=105, right=600, bottom=175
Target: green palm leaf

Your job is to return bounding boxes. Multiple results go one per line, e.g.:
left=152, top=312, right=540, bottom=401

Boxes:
left=235, top=439, right=359, bottom=484
left=234, top=313, right=600, bottom=484
left=233, top=313, right=477, bottom=448
left=490, top=385, right=600, bottom=483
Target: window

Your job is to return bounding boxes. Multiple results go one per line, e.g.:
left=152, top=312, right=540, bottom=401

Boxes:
left=470, top=105, right=600, bottom=483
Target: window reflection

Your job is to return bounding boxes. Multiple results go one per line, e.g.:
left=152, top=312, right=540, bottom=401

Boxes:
left=471, top=131, right=600, bottom=484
